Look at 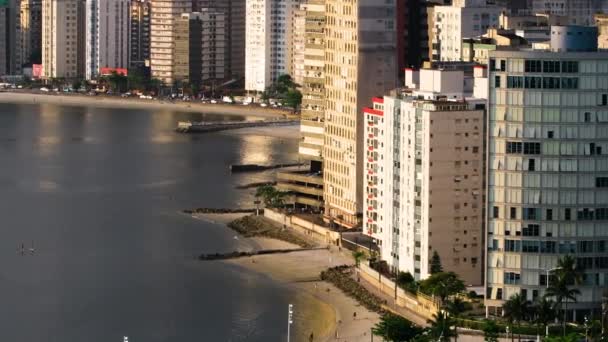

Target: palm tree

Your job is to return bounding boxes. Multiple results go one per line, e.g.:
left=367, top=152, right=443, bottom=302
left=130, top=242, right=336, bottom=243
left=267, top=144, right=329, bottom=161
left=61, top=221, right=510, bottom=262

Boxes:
left=427, top=311, right=456, bottom=342
left=532, top=297, right=556, bottom=337
left=555, top=255, right=584, bottom=286
left=446, top=297, right=471, bottom=317
left=352, top=251, right=365, bottom=267
left=502, top=293, right=531, bottom=342
left=546, top=255, right=584, bottom=337
left=545, top=275, right=581, bottom=337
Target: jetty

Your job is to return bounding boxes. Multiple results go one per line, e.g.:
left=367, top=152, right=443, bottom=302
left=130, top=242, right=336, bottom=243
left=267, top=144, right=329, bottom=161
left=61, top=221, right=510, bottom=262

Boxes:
left=175, top=119, right=298, bottom=133
left=229, top=162, right=304, bottom=173
left=199, top=247, right=327, bottom=261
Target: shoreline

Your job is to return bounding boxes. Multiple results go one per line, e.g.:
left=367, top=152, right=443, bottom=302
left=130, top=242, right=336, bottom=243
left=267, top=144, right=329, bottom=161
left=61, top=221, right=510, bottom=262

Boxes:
left=0, top=92, right=292, bottom=119
left=194, top=213, right=380, bottom=342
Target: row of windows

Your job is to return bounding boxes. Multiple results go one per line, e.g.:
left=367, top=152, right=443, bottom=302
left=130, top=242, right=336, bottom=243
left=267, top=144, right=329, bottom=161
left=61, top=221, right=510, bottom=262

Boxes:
left=506, top=142, right=541, bottom=155
left=522, top=60, right=579, bottom=73
left=501, top=240, right=607, bottom=254
left=502, top=76, right=579, bottom=89
left=493, top=206, right=608, bottom=221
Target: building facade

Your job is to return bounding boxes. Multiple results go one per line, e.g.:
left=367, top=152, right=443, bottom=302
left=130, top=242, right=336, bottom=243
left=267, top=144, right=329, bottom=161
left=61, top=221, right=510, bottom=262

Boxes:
left=485, top=28, right=608, bottom=319
left=0, top=0, right=21, bottom=76
left=173, top=10, right=225, bottom=85
left=432, top=0, right=503, bottom=61
left=20, top=0, right=42, bottom=67
left=130, top=0, right=151, bottom=69
left=194, top=0, right=245, bottom=79
left=323, top=0, right=397, bottom=228
left=150, top=0, right=192, bottom=84
left=532, top=0, right=600, bottom=26
left=42, top=0, right=85, bottom=79
left=244, top=0, right=302, bottom=92
left=276, top=0, right=326, bottom=209
left=85, top=0, right=130, bottom=80
left=363, top=67, right=487, bottom=285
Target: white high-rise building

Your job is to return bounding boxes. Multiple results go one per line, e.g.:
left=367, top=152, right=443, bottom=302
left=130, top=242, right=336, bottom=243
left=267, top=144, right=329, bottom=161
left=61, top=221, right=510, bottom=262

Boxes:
left=486, top=26, right=608, bottom=319
left=432, top=0, right=503, bottom=61
left=85, top=0, right=130, bottom=80
left=244, top=0, right=302, bottom=92
left=363, top=66, right=488, bottom=285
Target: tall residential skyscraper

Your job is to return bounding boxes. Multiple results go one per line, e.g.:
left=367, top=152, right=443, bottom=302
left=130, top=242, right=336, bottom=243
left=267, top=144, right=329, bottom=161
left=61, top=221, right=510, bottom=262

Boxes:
left=244, top=0, right=302, bottom=92
left=432, top=0, right=503, bottom=61
left=173, top=10, right=225, bottom=85
left=20, top=0, right=42, bottom=67
left=0, top=0, right=21, bottom=76
left=130, top=0, right=151, bottom=69
left=85, top=0, right=130, bottom=80
left=322, top=0, right=397, bottom=229
left=276, top=0, right=326, bottom=209
left=42, top=0, right=85, bottom=79
left=363, top=66, right=488, bottom=285
left=150, top=0, right=192, bottom=84
left=193, top=0, right=245, bottom=79
left=486, top=26, right=608, bottom=319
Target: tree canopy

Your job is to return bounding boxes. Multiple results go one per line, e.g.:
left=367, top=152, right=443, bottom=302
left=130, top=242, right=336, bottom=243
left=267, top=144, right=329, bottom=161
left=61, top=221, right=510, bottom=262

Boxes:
left=372, top=314, right=424, bottom=342
left=430, top=251, right=443, bottom=274
left=418, top=272, right=465, bottom=303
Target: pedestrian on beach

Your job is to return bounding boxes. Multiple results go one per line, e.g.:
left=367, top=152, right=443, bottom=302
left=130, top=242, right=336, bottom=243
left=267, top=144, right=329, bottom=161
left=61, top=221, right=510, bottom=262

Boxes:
left=309, top=332, right=314, bottom=341
left=353, top=311, right=357, bottom=320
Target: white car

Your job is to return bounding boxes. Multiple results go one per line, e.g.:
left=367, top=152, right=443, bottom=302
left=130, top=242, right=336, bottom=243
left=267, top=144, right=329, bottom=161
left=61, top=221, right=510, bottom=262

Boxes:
left=260, top=103, right=268, bottom=107
left=40, top=87, right=49, bottom=92
left=210, top=99, right=218, bottom=104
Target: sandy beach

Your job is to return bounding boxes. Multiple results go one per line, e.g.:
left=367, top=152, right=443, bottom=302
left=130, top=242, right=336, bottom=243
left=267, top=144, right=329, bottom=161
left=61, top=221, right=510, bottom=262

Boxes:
left=0, top=92, right=292, bottom=119
left=193, top=213, right=380, bottom=342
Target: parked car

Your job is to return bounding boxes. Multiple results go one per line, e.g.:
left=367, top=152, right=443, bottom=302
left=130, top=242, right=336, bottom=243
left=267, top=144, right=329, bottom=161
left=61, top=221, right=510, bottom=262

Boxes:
left=40, top=87, right=49, bottom=92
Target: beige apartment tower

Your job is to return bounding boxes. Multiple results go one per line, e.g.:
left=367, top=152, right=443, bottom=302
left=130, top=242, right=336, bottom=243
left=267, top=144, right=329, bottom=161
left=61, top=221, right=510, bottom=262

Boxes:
left=42, top=0, right=85, bottom=79
left=323, top=0, right=397, bottom=228
left=20, top=0, right=42, bottom=67
left=150, top=0, right=192, bottom=84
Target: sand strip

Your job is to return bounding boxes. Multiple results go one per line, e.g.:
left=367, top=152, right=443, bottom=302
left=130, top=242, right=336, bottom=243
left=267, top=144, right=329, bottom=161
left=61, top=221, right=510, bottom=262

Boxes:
left=0, top=92, right=291, bottom=119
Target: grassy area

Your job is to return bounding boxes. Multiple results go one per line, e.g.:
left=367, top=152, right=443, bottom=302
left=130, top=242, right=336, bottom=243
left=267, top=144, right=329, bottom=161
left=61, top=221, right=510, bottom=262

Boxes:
left=227, top=215, right=315, bottom=248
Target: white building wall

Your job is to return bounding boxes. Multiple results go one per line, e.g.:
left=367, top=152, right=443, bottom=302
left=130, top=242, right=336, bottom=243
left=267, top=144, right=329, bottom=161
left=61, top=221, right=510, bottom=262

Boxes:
left=85, top=0, right=130, bottom=80
left=433, top=5, right=503, bottom=61
left=245, top=0, right=301, bottom=92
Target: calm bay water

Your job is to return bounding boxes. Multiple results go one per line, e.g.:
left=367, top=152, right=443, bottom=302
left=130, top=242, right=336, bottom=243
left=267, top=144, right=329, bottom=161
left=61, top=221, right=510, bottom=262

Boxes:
left=0, top=103, right=314, bottom=341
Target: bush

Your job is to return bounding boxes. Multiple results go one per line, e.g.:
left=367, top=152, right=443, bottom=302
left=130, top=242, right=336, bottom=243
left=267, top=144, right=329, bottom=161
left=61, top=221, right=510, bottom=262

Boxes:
left=320, top=266, right=386, bottom=313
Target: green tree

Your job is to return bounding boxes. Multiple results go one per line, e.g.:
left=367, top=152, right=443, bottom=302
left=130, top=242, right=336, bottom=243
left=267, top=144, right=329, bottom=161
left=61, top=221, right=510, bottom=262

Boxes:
left=427, top=311, right=456, bottom=342
left=372, top=314, right=424, bottom=342
left=532, top=297, right=556, bottom=337
left=283, top=89, right=302, bottom=112
left=254, top=185, right=287, bottom=208
left=106, top=71, right=128, bottom=92
left=127, top=69, right=146, bottom=91
left=430, top=251, right=443, bottom=274
left=543, top=333, right=580, bottom=342
left=445, top=297, right=471, bottom=317
left=419, top=272, right=466, bottom=304
left=396, top=271, right=417, bottom=293
left=546, top=255, right=583, bottom=336
left=503, top=293, right=531, bottom=342
left=481, top=319, right=500, bottom=342
left=352, top=250, right=365, bottom=267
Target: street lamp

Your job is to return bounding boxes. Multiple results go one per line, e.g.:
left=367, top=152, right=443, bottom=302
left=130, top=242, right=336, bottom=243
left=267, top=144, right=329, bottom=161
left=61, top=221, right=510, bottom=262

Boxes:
left=287, top=304, right=294, bottom=342
left=584, top=316, right=589, bottom=342
left=545, top=266, right=562, bottom=337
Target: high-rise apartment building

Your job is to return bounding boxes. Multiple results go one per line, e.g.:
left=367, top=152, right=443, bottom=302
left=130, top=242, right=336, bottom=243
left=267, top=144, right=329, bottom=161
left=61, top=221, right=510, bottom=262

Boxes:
left=42, top=0, right=85, bottom=79
left=173, top=10, right=225, bottom=85
left=363, top=66, right=487, bottom=285
left=244, top=0, right=302, bottom=92
left=85, top=0, right=129, bottom=80
left=193, top=0, right=245, bottom=79
left=0, top=0, right=21, bottom=76
left=432, top=0, right=503, bottom=61
left=276, top=0, right=325, bottom=209
left=20, top=0, right=42, bottom=67
left=322, top=0, right=397, bottom=228
left=150, top=0, right=192, bottom=84
left=486, top=26, right=608, bottom=319
left=291, top=4, right=306, bottom=87
left=130, top=0, right=151, bottom=69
